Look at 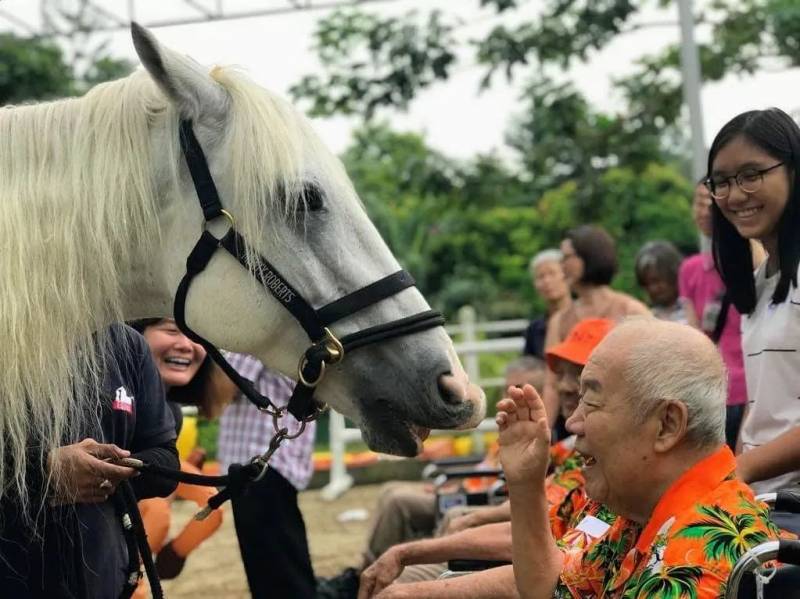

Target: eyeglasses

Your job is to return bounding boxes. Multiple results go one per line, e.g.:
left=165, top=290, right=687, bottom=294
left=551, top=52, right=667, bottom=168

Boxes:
left=704, top=162, right=784, bottom=200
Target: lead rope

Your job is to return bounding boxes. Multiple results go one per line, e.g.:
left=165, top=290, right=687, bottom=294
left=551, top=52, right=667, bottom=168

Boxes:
left=110, top=402, right=316, bottom=598
left=113, top=480, right=164, bottom=599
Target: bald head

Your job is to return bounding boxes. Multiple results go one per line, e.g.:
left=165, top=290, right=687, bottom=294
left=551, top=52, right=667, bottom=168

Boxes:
left=592, top=317, right=727, bottom=448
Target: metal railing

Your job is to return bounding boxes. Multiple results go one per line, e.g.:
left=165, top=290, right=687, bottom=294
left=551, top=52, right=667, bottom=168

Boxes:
left=320, top=306, right=527, bottom=500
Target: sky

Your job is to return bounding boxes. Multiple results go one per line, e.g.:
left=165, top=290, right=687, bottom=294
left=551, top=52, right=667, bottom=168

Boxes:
left=2, top=0, right=799, bottom=163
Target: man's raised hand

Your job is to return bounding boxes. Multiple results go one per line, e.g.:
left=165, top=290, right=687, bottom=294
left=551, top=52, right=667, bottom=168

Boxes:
left=496, top=384, right=552, bottom=487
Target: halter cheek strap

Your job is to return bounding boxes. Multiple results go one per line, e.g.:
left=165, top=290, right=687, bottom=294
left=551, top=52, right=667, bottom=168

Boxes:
left=174, top=120, right=445, bottom=421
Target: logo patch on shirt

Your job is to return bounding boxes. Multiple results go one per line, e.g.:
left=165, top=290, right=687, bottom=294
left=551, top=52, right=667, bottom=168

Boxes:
left=112, top=386, right=134, bottom=414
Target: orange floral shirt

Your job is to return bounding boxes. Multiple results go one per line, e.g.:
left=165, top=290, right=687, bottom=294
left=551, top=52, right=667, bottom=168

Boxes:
left=546, top=435, right=589, bottom=539
left=554, top=447, right=779, bottom=599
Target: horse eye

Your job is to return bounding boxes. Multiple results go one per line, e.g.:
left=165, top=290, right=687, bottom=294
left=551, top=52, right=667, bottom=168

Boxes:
left=297, top=185, right=325, bottom=212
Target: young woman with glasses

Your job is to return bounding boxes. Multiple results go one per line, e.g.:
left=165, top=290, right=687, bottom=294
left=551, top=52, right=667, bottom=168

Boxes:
left=706, top=107, right=800, bottom=493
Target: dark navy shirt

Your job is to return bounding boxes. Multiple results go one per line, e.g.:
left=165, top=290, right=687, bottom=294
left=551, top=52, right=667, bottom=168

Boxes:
left=522, top=316, right=547, bottom=359
left=0, top=324, right=177, bottom=599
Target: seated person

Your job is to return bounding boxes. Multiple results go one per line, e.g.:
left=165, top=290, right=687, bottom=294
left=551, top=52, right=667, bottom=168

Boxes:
left=361, top=355, right=547, bottom=567
left=498, top=318, right=779, bottom=599
left=357, top=319, right=613, bottom=598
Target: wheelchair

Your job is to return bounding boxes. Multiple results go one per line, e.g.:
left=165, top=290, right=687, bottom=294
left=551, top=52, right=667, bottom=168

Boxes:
left=437, top=488, right=800, bottom=595
left=421, top=456, right=507, bottom=525
left=724, top=489, right=800, bottom=599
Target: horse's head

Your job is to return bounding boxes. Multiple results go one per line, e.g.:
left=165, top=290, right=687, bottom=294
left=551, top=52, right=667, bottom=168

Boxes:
left=131, top=25, right=485, bottom=456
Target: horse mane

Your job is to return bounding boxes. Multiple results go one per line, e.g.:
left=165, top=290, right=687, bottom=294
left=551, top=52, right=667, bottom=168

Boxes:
left=0, top=63, right=350, bottom=513
left=209, top=65, right=357, bottom=255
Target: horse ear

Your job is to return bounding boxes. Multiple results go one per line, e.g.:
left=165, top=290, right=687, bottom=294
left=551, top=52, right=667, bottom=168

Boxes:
left=131, top=22, right=227, bottom=120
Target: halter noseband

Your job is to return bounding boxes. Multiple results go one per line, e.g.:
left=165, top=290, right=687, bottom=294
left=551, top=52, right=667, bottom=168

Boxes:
left=173, top=120, right=445, bottom=422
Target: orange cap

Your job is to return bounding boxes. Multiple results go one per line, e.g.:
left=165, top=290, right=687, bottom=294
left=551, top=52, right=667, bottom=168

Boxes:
left=546, top=318, right=614, bottom=370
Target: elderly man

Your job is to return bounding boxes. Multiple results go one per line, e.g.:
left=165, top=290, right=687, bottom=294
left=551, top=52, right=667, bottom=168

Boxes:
left=357, top=319, right=614, bottom=599
left=498, top=318, right=778, bottom=598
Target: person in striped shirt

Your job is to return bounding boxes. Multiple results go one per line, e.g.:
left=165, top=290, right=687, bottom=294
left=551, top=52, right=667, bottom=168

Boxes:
left=217, top=352, right=317, bottom=599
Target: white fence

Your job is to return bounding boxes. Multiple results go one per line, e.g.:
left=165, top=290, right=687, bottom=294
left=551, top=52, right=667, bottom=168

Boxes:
left=320, top=306, right=529, bottom=500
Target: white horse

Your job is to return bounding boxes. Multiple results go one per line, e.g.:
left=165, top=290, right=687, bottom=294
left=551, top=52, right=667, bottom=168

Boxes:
left=0, top=24, right=485, bottom=510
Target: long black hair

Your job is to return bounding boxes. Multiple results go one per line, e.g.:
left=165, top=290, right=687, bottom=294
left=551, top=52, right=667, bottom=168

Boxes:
left=128, top=318, right=214, bottom=407
left=708, top=108, right=800, bottom=314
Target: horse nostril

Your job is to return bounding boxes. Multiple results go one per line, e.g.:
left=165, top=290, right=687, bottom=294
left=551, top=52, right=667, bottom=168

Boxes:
left=437, top=372, right=466, bottom=405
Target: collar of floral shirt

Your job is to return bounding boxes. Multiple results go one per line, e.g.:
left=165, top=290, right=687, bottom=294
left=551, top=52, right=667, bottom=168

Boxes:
left=634, top=445, right=738, bottom=554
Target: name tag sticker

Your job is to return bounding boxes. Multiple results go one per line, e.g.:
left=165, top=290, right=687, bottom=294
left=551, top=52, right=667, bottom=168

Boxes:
left=575, top=515, right=611, bottom=539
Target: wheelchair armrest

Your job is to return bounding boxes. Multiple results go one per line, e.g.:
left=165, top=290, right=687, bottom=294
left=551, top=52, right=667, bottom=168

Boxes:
left=447, top=559, right=511, bottom=572
left=725, top=540, right=800, bottom=599
left=756, top=489, right=800, bottom=513
left=776, top=490, right=800, bottom=514
left=422, top=457, right=486, bottom=480
left=434, top=456, right=486, bottom=468
left=434, top=468, right=504, bottom=486
left=778, top=539, right=800, bottom=566
left=488, top=479, right=508, bottom=498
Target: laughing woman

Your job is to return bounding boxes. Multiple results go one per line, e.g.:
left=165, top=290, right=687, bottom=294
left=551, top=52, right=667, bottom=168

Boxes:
left=130, top=318, right=230, bottom=593
left=706, top=108, right=800, bottom=493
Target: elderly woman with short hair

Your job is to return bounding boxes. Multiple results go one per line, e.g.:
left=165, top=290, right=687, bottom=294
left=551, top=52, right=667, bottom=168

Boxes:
left=523, top=249, right=571, bottom=359
left=635, top=240, right=694, bottom=325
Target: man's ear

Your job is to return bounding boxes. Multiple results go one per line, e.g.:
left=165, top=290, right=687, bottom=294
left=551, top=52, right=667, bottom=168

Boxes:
left=131, top=22, right=227, bottom=121
left=653, top=400, right=689, bottom=453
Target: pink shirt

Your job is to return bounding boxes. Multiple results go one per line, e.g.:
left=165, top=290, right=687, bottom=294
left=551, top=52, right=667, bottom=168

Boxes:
left=678, top=253, right=747, bottom=406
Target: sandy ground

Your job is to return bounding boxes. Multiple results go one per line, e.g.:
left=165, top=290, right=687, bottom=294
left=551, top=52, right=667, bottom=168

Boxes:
left=150, top=484, right=382, bottom=598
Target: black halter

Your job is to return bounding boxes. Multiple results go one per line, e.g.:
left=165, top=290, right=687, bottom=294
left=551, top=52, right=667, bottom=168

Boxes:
left=173, top=120, right=445, bottom=421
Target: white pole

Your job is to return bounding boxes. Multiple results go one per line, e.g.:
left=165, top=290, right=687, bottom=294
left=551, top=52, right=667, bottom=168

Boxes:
left=321, top=410, right=354, bottom=501
left=459, top=306, right=485, bottom=455
left=677, top=0, right=706, bottom=183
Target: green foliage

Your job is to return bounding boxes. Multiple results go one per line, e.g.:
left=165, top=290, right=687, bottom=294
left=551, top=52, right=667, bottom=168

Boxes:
left=197, top=418, right=219, bottom=460
left=770, top=0, right=800, bottom=57
left=82, top=55, right=135, bottom=88
left=476, top=0, right=638, bottom=83
left=292, top=0, right=800, bottom=130
left=344, top=121, right=697, bottom=319
left=0, top=33, right=133, bottom=106
left=506, top=76, right=680, bottom=197
left=289, top=9, right=456, bottom=118
left=293, top=1, right=728, bottom=319
left=0, top=34, right=75, bottom=104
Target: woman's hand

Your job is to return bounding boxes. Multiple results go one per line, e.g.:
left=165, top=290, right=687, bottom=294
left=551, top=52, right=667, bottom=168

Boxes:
left=49, top=438, right=138, bottom=504
left=496, top=384, right=551, bottom=487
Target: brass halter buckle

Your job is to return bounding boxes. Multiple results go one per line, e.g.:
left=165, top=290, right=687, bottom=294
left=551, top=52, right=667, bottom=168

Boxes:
left=297, top=327, right=345, bottom=388
left=203, top=209, right=235, bottom=233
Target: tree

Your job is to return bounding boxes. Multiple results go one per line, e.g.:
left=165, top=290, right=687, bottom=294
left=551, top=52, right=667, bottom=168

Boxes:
left=291, top=0, right=799, bottom=128
left=342, top=122, right=696, bottom=319
left=534, top=162, right=696, bottom=295
left=296, top=2, right=734, bottom=317
left=290, top=9, right=456, bottom=118
left=343, top=123, right=543, bottom=317
left=0, top=34, right=75, bottom=104
left=0, top=33, right=133, bottom=106
left=505, top=75, right=685, bottom=197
